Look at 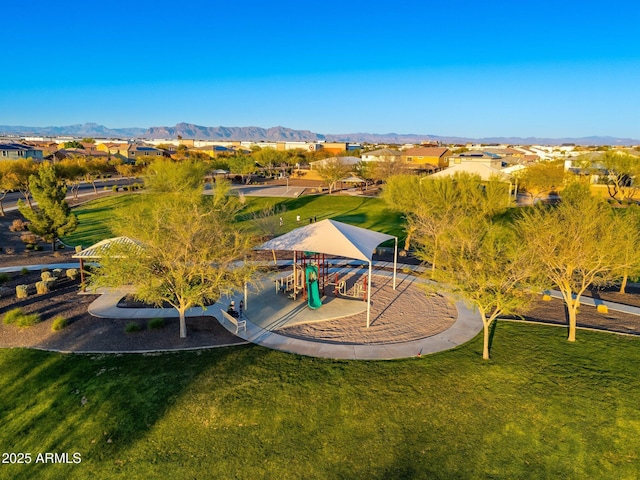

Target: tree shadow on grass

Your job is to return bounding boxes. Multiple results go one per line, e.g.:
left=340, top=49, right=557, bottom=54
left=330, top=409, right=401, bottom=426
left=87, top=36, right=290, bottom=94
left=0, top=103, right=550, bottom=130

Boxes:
left=0, top=343, right=269, bottom=479
left=488, top=318, right=500, bottom=354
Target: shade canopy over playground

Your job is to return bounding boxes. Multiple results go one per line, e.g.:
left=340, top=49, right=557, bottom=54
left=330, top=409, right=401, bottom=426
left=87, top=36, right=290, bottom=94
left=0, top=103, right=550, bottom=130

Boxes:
left=256, top=219, right=398, bottom=327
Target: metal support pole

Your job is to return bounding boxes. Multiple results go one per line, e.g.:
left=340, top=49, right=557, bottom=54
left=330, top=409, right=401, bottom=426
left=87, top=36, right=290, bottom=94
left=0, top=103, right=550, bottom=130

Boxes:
left=366, top=261, right=373, bottom=328
left=393, top=237, right=398, bottom=290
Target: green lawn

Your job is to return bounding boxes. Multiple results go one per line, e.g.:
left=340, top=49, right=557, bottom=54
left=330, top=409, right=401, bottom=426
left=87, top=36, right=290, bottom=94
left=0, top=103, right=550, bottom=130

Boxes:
left=63, top=194, right=405, bottom=248
left=238, top=194, right=404, bottom=242
left=63, top=195, right=139, bottom=249
left=1, top=322, right=640, bottom=479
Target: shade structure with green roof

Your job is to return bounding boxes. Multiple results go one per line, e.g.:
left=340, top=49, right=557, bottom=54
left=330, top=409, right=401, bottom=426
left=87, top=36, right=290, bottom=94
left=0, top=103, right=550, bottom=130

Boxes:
left=256, top=219, right=398, bottom=327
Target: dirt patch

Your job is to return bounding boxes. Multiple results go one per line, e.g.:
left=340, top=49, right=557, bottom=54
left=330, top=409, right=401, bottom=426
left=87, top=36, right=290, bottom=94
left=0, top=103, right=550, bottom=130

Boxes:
left=583, top=284, right=640, bottom=309
left=507, top=296, right=640, bottom=336
left=0, top=271, right=245, bottom=352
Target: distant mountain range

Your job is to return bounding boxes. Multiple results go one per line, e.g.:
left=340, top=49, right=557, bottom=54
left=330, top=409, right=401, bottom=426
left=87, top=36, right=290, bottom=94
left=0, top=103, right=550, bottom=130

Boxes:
left=1, top=122, right=638, bottom=146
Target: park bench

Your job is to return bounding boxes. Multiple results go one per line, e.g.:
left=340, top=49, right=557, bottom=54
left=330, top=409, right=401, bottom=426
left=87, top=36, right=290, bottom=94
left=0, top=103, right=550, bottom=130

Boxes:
left=220, top=308, right=246, bottom=334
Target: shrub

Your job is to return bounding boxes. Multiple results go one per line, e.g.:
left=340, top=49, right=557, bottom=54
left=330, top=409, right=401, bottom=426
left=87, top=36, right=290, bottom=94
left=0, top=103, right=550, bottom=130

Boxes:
left=53, top=268, right=63, bottom=275
left=112, top=185, right=119, bottom=192
left=125, top=322, right=141, bottom=333
left=75, top=245, right=83, bottom=253
left=41, top=267, right=50, bottom=273
left=9, top=219, right=28, bottom=232
left=20, top=267, right=29, bottom=275
left=51, top=316, right=68, bottom=331
left=148, top=318, right=165, bottom=330
left=3, top=308, right=23, bottom=325
left=17, top=312, right=41, bottom=327
left=16, top=285, right=28, bottom=299
left=66, top=268, right=79, bottom=280
left=20, top=233, right=39, bottom=245
left=25, top=244, right=34, bottom=250
left=36, top=281, right=50, bottom=294
left=41, top=271, right=53, bottom=281
left=0, top=273, right=9, bottom=284
left=3, top=308, right=41, bottom=327
left=34, top=245, right=43, bottom=251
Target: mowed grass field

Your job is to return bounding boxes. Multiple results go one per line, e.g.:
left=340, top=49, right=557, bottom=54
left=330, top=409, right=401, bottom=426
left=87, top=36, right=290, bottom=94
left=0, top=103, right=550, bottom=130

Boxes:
left=44, top=193, right=640, bottom=477
left=1, top=322, right=640, bottom=479
left=62, top=195, right=139, bottom=248
left=62, top=193, right=404, bottom=248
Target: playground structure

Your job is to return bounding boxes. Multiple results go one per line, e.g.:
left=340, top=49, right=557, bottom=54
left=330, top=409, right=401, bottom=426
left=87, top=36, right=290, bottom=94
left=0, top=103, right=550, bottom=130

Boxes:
left=258, top=219, right=397, bottom=327
left=275, top=251, right=369, bottom=310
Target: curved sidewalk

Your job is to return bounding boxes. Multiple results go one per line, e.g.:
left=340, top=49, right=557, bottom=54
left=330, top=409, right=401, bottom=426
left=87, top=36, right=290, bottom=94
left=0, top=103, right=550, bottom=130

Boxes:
left=87, top=272, right=484, bottom=360
left=7, top=262, right=637, bottom=359
left=220, top=299, right=482, bottom=360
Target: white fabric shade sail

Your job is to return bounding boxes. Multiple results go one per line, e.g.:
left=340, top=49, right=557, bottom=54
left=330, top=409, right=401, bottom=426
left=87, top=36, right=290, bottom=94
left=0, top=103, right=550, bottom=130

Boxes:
left=257, top=219, right=398, bottom=327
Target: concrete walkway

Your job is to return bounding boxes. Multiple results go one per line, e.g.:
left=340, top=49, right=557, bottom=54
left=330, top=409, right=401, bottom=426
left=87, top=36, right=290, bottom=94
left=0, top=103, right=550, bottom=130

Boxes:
left=3, top=261, right=638, bottom=359
left=83, top=270, right=483, bottom=360
left=544, top=289, right=640, bottom=316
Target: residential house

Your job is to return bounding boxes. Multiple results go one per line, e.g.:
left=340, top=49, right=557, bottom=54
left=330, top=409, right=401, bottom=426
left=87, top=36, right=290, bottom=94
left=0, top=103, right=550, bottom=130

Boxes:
left=187, top=145, right=234, bottom=158
left=0, top=143, right=43, bottom=160
left=127, top=145, right=166, bottom=163
left=401, top=147, right=451, bottom=171
left=96, top=142, right=130, bottom=161
left=447, top=151, right=504, bottom=169
left=430, top=151, right=513, bottom=181
left=361, top=148, right=402, bottom=163
left=309, top=156, right=361, bottom=170
left=50, top=148, right=110, bottom=162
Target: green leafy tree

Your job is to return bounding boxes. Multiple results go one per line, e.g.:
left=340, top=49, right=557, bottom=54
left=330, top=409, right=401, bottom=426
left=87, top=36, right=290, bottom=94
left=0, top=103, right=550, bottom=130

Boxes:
left=63, top=140, right=85, bottom=149
left=599, top=150, right=640, bottom=202
left=84, top=157, right=112, bottom=194
left=56, top=156, right=87, bottom=199
left=252, top=148, right=287, bottom=178
left=228, top=154, right=258, bottom=184
left=17, top=163, right=78, bottom=251
left=89, top=162, right=259, bottom=338
left=515, top=161, right=567, bottom=203
left=0, top=161, right=18, bottom=216
left=384, top=173, right=509, bottom=257
left=518, top=183, right=617, bottom=342
left=387, top=172, right=533, bottom=359
left=7, top=158, right=39, bottom=209
left=144, top=159, right=206, bottom=193
left=382, top=174, right=422, bottom=250
left=430, top=218, right=539, bottom=360
left=610, top=205, right=640, bottom=293
left=371, top=157, right=406, bottom=182
left=314, top=157, right=352, bottom=193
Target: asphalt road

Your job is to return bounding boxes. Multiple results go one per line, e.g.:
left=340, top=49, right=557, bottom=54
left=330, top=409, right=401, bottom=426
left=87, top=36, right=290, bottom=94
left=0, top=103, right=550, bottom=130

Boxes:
left=0, top=177, right=139, bottom=211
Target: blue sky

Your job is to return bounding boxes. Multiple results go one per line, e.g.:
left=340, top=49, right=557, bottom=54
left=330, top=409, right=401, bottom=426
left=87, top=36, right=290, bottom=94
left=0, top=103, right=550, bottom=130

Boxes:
left=2, top=0, right=640, bottom=138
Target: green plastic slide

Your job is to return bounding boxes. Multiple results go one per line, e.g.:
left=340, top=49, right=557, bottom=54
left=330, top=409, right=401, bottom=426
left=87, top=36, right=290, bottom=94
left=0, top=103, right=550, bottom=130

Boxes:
left=305, top=265, right=322, bottom=309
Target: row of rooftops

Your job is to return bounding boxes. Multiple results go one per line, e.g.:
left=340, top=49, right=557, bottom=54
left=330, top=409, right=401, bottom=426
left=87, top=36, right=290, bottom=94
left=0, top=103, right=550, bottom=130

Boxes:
left=1, top=137, right=579, bottom=165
